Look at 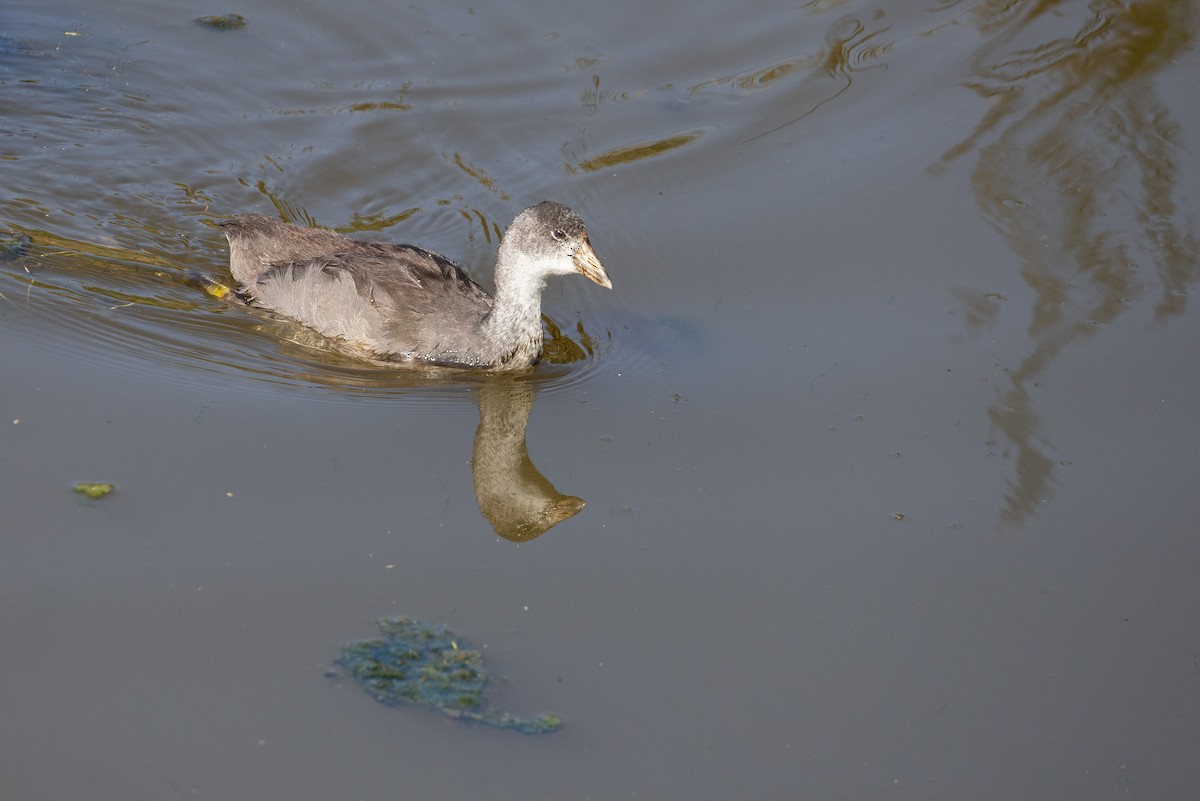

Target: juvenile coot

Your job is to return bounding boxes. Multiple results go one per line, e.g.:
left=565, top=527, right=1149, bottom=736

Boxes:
left=221, top=201, right=611, bottom=370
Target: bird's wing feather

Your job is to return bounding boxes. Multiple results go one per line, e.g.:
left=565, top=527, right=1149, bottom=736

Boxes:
left=246, top=245, right=493, bottom=360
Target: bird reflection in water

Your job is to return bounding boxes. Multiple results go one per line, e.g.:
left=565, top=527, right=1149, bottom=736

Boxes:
left=471, top=377, right=585, bottom=542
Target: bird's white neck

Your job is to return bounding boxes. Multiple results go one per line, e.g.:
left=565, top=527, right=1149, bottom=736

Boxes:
left=479, top=247, right=548, bottom=368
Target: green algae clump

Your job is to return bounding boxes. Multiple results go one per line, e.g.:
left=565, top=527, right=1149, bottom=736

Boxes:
left=194, top=14, right=247, bottom=30
left=74, top=482, right=114, bottom=499
left=340, top=618, right=562, bottom=735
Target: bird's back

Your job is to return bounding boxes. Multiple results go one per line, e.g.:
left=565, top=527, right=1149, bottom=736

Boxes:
left=221, top=215, right=495, bottom=364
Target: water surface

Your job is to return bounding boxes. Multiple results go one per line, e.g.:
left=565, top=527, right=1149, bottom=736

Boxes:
left=2, top=0, right=1199, bottom=798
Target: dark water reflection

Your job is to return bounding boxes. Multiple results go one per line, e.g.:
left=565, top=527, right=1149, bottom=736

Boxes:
left=936, top=0, right=1198, bottom=525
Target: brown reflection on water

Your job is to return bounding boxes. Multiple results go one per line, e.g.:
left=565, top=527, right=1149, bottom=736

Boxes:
left=936, top=0, right=1198, bottom=526
left=570, top=129, right=706, bottom=173
left=448, top=152, right=512, bottom=201
left=471, top=378, right=586, bottom=542
left=721, top=12, right=892, bottom=143
left=566, top=9, right=892, bottom=168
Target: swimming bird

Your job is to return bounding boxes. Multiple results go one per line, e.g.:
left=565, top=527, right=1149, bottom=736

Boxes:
left=220, top=201, right=611, bottom=370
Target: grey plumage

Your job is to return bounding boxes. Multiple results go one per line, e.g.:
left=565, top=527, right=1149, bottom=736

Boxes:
left=220, top=201, right=611, bottom=370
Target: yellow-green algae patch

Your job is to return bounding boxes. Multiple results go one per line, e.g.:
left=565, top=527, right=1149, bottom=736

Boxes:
left=572, top=130, right=704, bottom=172
left=194, top=14, right=246, bottom=30
left=74, top=482, right=114, bottom=498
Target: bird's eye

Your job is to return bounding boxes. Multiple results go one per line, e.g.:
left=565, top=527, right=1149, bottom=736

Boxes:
left=551, top=228, right=567, bottom=241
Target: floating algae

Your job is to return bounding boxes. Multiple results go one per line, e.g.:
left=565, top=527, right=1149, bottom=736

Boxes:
left=194, top=14, right=246, bottom=30
left=74, top=482, right=114, bottom=499
left=340, top=618, right=561, bottom=735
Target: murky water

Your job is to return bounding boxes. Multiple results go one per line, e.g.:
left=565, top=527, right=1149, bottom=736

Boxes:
left=3, top=0, right=1198, bottom=798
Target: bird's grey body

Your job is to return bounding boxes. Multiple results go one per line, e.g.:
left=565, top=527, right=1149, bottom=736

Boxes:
left=221, top=202, right=610, bottom=370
